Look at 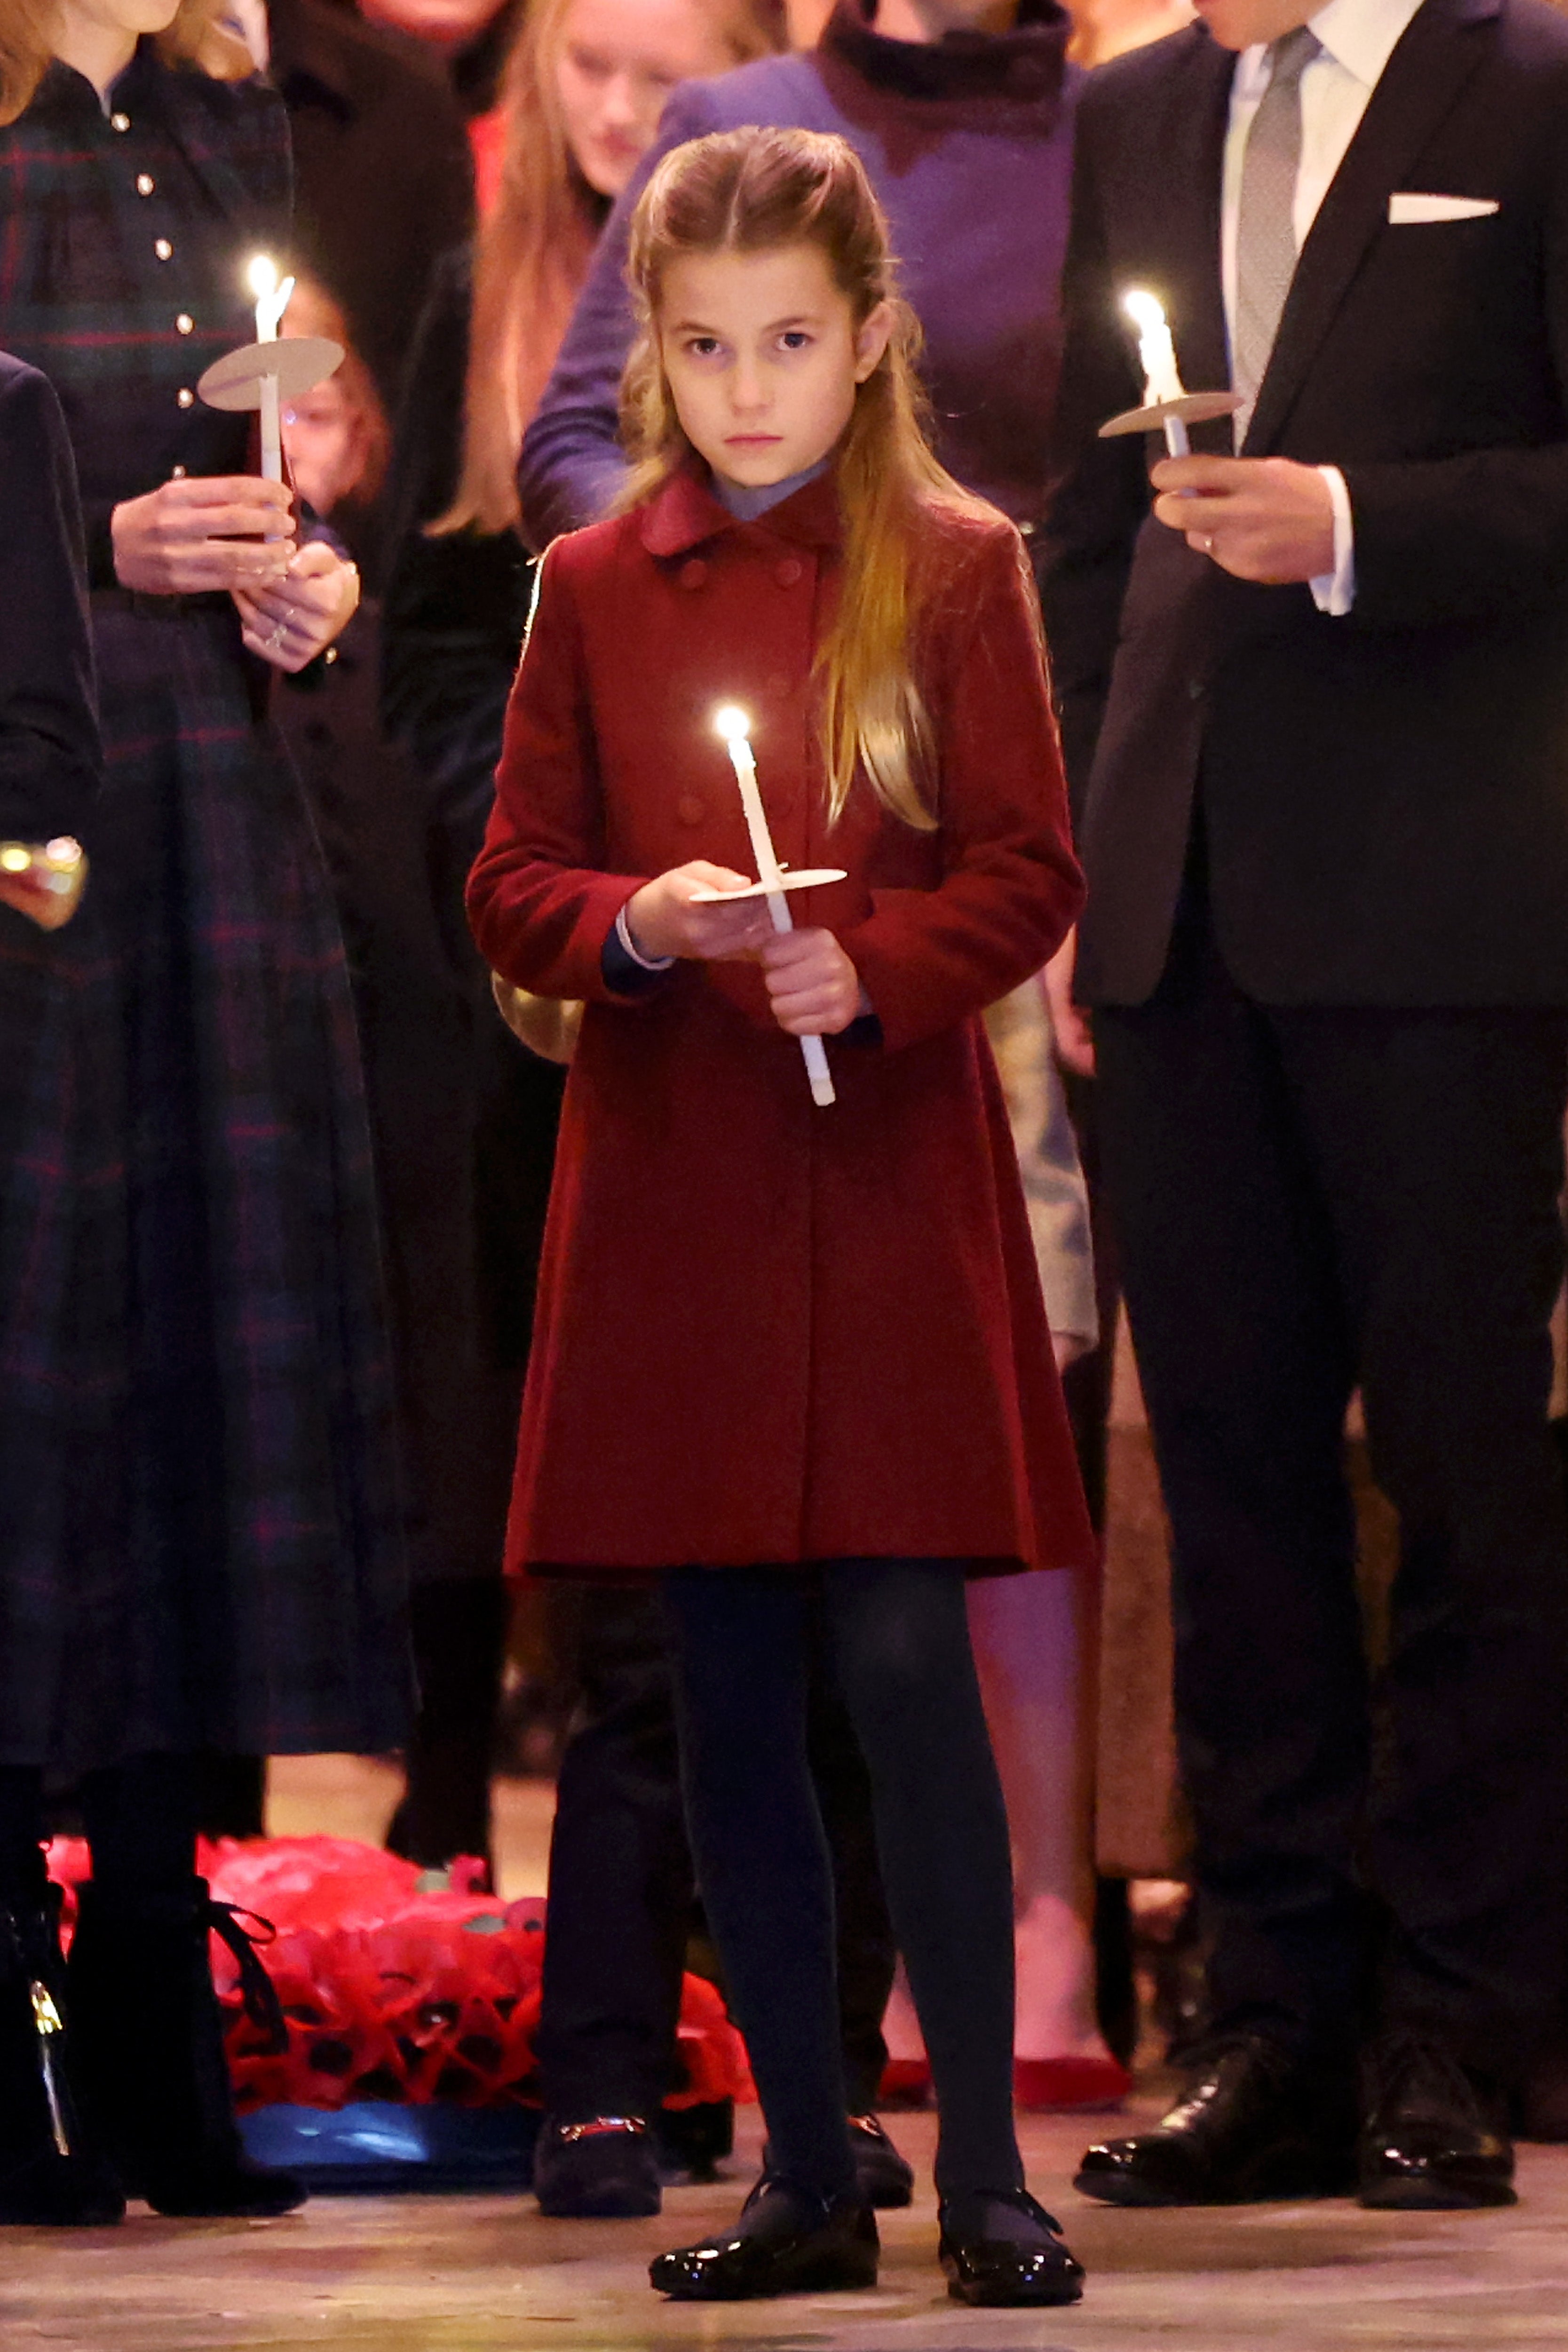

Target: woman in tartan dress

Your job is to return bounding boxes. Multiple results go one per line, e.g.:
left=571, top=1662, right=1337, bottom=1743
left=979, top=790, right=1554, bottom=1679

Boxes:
left=0, top=0, right=409, bottom=2226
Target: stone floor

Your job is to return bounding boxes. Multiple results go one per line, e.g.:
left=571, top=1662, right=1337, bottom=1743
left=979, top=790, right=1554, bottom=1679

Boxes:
left=7, top=2106, right=1568, bottom=2352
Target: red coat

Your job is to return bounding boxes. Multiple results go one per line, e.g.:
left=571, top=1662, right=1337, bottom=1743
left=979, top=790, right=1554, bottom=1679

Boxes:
left=467, top=465, right=1094, bottom=1579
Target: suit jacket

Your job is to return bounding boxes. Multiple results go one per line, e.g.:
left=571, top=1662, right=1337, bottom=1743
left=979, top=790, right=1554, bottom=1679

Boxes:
left=1039, top=0, right=1568, bottom=1007
left=267, top=0, right=472, bottom=413
left=0, top=354, right=98, bottom=842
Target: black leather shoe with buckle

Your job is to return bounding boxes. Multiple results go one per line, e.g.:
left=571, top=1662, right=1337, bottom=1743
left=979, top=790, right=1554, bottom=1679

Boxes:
left=650, top=2175, right=879, bottom=2300
left=938, top=2188, right=1085, bottom=2307
left=1076, top=2034, right=1355, bottom=2207
left=534, top=2114, right=662, bottom=2217
left=1358, top=2032, right=1516, bottom=2210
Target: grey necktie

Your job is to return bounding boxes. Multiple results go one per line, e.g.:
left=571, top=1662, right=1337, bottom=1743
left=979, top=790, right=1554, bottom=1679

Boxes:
left=1232, top=25, right=1321, bottom=429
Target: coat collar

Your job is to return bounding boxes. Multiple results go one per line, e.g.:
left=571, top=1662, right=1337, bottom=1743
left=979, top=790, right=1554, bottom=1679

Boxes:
left=1244, top=0, right=1499, bottom=451
left=638, top=461, right=844, bottom=558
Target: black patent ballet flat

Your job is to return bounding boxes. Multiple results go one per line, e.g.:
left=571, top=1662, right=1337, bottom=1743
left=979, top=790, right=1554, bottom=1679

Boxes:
left=938, top=2188, right=1085, bottom=2308
left=650, top=2176, right=879, bottom=2301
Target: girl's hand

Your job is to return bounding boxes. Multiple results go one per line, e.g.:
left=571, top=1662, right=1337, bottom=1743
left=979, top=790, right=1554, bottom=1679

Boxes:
left=112, top=476, right=295, bottom=596
left=761, top=928, right=868, bottom=1037
left=234, top=539, right=360, bottom=672
left=625, top=862, right=775, bottom=962
left=1043, top=929, right=1095, bottom=1078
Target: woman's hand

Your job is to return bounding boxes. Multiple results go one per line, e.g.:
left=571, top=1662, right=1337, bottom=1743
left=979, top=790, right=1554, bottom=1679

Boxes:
left=1043, top=929, right=1095, bottom=1078
left=111, top=477, right=294, bottom=596
left=761, top=928, right=868, bottom=1037
left=234, top=539, right=361, bottom=673
left=625, top=863, right=775, bottom=962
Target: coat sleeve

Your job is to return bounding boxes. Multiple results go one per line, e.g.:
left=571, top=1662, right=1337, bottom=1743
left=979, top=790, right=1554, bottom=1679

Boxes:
left=465, top=539, right=649, bottom=1001
left=516, top=81, right=721, bottom=551
left=839, top=526, right=1085, bottom=1055
left=0, top=358, right=100, bottom=842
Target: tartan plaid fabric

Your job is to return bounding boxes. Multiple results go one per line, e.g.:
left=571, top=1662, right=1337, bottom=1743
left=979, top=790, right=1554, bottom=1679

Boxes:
left=0, top=49, right=411, bottom=1771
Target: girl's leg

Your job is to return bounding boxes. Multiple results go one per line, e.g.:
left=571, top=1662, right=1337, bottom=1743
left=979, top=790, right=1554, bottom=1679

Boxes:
left=967, top=1568, right=1124, bottom=2082
left=824, top=1561, right=1022, bottom=2199
left=663, top=1569, right=855, bottom=2205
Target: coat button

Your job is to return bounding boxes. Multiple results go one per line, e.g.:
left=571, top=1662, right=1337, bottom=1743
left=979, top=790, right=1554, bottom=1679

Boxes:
left=169, top=464, right=186, bottom=479
left=680, top=558, right=707, bottom=589
left=775, top=557, right=803, bottom=588
left=677, top=793, right=705, bottom=825
left=175, top=314, right=193, bottom=334
left=135, top=172, right=155, bottom=195
left=176, top=388, right=193, bottom=408
left=154, top=238, right=173, bottom=260
left=110, top=111, right=130, bottom=131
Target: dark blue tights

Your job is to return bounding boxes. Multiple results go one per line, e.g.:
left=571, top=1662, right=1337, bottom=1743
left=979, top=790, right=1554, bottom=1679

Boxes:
left=665, top=1561, right=1022, bottom=2204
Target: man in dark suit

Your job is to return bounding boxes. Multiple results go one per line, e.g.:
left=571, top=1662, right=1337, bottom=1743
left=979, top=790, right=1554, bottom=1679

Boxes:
left=1040, top=0, right=1568, bottom=2212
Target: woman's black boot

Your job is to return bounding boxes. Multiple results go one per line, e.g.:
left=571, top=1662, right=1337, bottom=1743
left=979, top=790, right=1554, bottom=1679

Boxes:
left=67, top=1878, right=305, bottom=2217
left=0, top=1887, right=124, bottom=2226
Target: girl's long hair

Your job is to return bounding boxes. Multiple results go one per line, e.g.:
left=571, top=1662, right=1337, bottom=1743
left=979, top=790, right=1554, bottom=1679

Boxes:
left=618, top=125, right=995, bottom=833
left=1, top=0, right=249, bottom=123
left=435, top=0, right=781, bottom=538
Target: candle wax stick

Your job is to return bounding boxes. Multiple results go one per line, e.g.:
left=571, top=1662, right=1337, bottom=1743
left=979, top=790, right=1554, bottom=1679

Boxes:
left=258, top=373, right=283, bottom=482
left=722, top=734, right=836, bottom=1109
left=1163, top=413, right=1191, bottom=460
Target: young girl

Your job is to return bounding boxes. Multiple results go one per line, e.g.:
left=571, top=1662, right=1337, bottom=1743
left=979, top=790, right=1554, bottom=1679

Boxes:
left=467, top=125, right=1094, bottom=2306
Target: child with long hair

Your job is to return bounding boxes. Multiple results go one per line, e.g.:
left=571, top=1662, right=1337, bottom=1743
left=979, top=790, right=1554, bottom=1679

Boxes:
left=467, top=125, right=1093, bottom=2306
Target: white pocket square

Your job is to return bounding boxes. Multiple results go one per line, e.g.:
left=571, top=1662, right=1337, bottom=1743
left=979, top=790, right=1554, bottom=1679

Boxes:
left=1388, top=192, right=1500, bottom=224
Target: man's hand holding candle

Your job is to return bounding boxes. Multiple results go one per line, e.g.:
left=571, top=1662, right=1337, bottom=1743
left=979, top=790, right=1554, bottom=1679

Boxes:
left=760, top=928, right=869, bottom=1038
left=111, top=476, right=294, bottom=597
left=1151, top=454, right=1335, bottom=583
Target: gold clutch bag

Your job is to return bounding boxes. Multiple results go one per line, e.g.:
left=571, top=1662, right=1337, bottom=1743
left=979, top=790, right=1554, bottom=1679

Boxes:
left=490, top=972, right=582, bottom=1066
left=0, top=839, right=87, bottom=931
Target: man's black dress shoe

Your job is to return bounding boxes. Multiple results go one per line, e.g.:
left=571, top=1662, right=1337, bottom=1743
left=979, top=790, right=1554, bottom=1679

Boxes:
left=650, top=2176, right=879, bottom=2300
left=1358, top=2033, right=1516, bottom=2210
left=938, top=2188, right=1085, bottom=2307
left=1076, top=2035, right=1354, bottom=2207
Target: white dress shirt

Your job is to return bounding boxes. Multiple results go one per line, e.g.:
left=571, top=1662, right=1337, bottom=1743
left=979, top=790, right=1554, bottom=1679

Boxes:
left=1221, top=0, right=1425, bottom=611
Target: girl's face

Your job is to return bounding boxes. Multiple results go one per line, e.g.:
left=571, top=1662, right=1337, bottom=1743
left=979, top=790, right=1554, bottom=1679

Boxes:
left=54, top=0, right=181, bottom=62
left=659, top=242, right=891, bottom=493
left=556, top=0, right=735, bottom=198
left=282, top=379, right=358, bottom=518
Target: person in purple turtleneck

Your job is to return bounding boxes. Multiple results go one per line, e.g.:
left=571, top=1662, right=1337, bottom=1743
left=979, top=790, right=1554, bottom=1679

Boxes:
left=518, top=0, right=1080, bottom=547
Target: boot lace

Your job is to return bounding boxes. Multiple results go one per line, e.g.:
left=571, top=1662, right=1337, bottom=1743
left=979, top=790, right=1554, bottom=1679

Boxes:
left=206, top=1900, right=288, bottom=2055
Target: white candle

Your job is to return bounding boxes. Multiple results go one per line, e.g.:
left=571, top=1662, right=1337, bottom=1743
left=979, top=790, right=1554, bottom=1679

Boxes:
left=713, top=705, right=835, bottom=1109
left=1123, top=288, right=1191, bottom=457
left=247, top=254, right=294, bottom=484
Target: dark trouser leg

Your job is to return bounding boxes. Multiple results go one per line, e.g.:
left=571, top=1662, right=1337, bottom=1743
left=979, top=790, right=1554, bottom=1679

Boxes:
left=825, top=1562, right=1021, bottom=2199
left=1094, top=926, right=1369, bottom=2059
left=805, top=1611, right=895, bottom=2116
left=665, top=1570, right=854, bottom=2202
left=536, top=1589, right=695, bottom=2122
left=1273, top=1002, right=1568, bottom=2077
left=387, top=1579, right=510, bottom=1877
left=0, top=1769, right=47, bottom=1907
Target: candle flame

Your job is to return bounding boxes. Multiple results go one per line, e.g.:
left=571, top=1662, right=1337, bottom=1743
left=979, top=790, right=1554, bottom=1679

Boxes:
left=713, top=704, right=752, bottom=744
left=1123, top=288, right=1169, bottom=337
left=248, top=254, right=278, bottom=302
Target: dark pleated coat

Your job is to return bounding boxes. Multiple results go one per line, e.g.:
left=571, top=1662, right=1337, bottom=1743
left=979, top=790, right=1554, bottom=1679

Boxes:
left=0, top=47, right=410, bottom=1772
